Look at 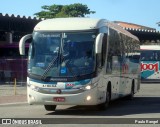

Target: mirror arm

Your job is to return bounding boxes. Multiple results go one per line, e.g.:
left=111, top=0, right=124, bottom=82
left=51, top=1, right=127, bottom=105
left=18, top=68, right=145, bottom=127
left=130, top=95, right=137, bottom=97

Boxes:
left=95, top=33, right=104, bottom=54
left=19, top=34, right=32, bottom=55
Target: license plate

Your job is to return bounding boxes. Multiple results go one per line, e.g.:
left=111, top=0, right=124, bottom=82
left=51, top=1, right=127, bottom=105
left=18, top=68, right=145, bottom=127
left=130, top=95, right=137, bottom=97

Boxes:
left=53, top=97, right=65, bottom=102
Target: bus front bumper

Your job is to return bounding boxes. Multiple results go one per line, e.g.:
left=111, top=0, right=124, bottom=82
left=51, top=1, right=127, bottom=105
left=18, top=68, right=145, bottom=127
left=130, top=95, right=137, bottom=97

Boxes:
left=27, top=86, right=105, bottom=106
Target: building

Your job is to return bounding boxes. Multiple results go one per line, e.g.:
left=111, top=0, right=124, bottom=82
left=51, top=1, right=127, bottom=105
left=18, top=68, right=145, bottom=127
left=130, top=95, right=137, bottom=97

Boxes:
left=114, top=21, right=160, bottom=44
left=0, top=13, right=41, bottom=83
left=0, top=13, right=41, bottom=44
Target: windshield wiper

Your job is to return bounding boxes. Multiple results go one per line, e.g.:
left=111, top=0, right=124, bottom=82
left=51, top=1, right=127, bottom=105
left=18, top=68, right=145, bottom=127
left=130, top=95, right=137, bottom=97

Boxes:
left=41, top=55, right=58, bottom=80
left=60, top=54, right=78, bottom=77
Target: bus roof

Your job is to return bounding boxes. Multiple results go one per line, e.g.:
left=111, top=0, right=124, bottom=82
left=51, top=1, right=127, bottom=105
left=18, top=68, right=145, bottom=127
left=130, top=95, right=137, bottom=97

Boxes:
left=140, top=45, right=160, bottom=50
left=34, top=18, right=139, bottom=41
left=34, top=18, right=107, bottom=31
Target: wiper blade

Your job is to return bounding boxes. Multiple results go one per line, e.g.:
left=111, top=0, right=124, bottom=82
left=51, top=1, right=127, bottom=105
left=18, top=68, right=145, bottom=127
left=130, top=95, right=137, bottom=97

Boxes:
left=61, top=55, right=77, bottom=78
left=41, top=56, right=58, bottom=80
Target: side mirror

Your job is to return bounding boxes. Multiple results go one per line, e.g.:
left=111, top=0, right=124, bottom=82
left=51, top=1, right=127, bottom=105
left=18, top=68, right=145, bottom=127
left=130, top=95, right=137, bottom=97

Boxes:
left=19, top=34, right=32, bottom=55
left=95, top=33, right=104, bottom=54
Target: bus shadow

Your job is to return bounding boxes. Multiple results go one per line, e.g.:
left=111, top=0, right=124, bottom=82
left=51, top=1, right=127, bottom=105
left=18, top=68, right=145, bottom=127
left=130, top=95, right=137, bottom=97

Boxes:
left=46, top=97, right=160, bottom=116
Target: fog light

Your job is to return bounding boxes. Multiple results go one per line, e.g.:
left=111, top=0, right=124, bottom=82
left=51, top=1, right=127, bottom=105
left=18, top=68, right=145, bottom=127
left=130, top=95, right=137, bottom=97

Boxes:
left=86, top=96, right=91, bottom=101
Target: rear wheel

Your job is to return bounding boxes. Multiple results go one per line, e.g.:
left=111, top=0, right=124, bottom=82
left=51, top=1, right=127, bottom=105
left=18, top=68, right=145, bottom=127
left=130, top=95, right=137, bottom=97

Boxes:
left=97, top=91, right=110, bottom=110
left=44, top=105, right=57, bottom=111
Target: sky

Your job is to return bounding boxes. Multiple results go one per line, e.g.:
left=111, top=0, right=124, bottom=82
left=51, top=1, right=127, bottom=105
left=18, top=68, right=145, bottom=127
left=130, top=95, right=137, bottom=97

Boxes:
left=0, top=0, right=160, bottom=30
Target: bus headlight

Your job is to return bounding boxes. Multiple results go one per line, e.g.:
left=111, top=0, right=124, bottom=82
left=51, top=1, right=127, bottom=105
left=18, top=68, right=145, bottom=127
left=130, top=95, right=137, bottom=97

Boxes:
left=85, top=85, right=92, bottom=90
left=81, top=83, right=98, bottom=90
left=29, top=85, right=39, bottom=92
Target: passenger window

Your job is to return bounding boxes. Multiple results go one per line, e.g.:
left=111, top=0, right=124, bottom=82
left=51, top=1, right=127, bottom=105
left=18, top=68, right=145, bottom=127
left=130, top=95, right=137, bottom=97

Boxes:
left=102, top=33, right=107, bottom=66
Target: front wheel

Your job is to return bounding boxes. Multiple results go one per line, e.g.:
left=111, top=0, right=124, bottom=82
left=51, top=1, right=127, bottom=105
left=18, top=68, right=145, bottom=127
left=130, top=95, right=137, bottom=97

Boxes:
left=44, top=105, right=57, bottom=111
left=97, top=91, right=110, bottom=110
left=127, top=85, right=134, bottom=100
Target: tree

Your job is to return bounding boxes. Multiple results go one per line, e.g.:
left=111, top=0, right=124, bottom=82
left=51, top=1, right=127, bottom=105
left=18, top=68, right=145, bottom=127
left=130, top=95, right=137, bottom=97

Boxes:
left=34, top=3, right=95, bottom=18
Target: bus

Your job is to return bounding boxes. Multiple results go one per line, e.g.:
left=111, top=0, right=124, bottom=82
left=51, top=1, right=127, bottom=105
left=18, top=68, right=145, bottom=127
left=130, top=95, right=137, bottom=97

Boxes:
left=19, top=18, right=140, bottom=111
left=141, top=45, right=160, bottom=82
left=0, top=43, right=29, bottom=83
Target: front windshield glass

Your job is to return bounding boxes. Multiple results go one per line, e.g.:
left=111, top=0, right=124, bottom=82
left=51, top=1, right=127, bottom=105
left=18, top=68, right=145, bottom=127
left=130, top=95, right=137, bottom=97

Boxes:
left=28, top=31, right=96, bottom=79
left=141, top=50, right=160, bottom=61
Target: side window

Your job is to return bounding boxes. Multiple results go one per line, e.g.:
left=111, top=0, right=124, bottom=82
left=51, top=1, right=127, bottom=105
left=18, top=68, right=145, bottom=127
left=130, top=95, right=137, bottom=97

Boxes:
left=106, top=28, right=121, bottom=74
left=102, top=33, right=107, bottom=66
left=119, top=33, right=125, bottom=56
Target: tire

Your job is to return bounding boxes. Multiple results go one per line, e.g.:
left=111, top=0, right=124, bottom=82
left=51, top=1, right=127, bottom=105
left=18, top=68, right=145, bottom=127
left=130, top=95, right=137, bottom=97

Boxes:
left=44, top=105, right=56, bottom=111
left=97, top=91, right=110, bottom=110
left=127, top=85, right=134, bottom=100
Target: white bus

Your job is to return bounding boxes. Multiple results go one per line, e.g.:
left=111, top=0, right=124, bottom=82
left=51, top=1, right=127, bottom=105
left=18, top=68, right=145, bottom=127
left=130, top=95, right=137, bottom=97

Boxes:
left=19, top=18, right=140, bottom=111
left=141, top=45, right=160, bottom=82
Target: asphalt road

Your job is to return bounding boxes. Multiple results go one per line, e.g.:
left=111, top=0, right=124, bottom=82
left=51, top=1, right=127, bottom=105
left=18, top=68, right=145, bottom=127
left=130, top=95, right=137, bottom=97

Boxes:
left=0, top=83, right=160, bottom=127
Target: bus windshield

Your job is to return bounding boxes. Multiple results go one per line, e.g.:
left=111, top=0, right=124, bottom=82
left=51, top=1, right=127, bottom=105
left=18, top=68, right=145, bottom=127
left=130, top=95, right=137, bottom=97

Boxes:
left=28, top=31, right=96, bottom=80
left=141, top=50, right=160, bottom=61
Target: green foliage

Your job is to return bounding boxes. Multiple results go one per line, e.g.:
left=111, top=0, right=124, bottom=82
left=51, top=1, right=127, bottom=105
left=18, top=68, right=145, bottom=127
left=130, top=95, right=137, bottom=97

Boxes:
left=34, top=3, right=95, bottom=18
